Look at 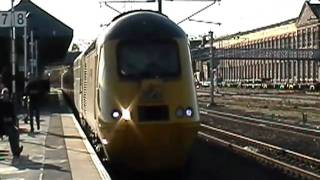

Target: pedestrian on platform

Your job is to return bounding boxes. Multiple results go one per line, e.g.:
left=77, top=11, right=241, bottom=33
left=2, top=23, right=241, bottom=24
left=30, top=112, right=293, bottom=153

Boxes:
left=25, top=81, right=41, bottom=133
left=0, top=88, right=23, bottom=158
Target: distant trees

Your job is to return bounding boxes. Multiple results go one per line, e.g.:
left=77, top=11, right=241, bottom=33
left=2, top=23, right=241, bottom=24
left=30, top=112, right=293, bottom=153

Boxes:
left=71, top=43, right=80, bottom=52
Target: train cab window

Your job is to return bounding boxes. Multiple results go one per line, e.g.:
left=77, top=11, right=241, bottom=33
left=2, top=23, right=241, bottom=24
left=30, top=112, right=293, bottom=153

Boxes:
left=117, top=40, right=180, bottom=79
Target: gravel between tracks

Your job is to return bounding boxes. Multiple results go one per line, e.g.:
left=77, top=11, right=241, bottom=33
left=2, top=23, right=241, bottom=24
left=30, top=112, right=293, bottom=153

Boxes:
left=197, top=88, right=320, bottom=159
left=201, top=107, right=320, bottom=159
left=197, top=88, right=320, bottom=126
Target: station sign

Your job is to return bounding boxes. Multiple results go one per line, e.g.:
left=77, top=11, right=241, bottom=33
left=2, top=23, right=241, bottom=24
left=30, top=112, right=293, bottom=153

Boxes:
left=0, top=11, right=26, bottom=27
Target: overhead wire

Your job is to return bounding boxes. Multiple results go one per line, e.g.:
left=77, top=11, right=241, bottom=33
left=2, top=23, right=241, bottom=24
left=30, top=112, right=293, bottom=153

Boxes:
left=99, top=1, right=122, bottom=14
left=177, top=0, right=219, bottom=25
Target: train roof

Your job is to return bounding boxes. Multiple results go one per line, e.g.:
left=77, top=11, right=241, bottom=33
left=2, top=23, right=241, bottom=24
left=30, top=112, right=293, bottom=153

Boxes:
left=97, top=10, right=186, bottom=44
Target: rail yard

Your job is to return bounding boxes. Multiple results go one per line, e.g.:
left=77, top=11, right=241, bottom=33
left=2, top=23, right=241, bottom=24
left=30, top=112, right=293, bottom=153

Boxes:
left=195, top=87, right=320, bottom=179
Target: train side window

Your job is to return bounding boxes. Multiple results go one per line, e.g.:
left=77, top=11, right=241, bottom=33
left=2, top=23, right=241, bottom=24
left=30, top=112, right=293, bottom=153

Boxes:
left=98, top=47, right=105, bottom=86
left=97, top=47, right=105, bottom=110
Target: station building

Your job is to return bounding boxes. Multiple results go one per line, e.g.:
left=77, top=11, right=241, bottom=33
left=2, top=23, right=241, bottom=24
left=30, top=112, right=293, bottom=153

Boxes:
left=194, top=1, right=320, bottom=89
left=0, top=0, right=73, bottom=92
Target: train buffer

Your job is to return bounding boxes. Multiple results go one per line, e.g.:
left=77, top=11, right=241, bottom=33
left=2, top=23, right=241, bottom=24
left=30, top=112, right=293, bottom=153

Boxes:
left=0, top=89, right=111, bottom=180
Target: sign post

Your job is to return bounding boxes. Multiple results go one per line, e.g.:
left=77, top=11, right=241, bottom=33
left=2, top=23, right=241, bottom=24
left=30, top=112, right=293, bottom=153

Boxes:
left=0, top=10, right=26, bottom=96
left=207, top=31, right=216, bottom=107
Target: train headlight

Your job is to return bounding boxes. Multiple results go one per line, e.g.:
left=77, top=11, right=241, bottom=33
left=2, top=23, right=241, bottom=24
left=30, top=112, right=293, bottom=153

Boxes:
left=176, top=108, right=184, bottom=118
left=111, top=110, right=122, bottom=120
left=185, top=107, right=193, bottom=117
left=122, top=109, right=131, bottom=121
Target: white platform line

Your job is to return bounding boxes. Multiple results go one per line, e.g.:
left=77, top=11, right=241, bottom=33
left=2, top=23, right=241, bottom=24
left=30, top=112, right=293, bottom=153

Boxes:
left=62, top=113, right=111, bottom=180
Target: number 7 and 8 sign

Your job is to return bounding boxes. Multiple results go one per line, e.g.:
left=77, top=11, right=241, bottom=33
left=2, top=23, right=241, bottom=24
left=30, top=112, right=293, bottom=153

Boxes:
left=0, top=11, right=26, bottom=27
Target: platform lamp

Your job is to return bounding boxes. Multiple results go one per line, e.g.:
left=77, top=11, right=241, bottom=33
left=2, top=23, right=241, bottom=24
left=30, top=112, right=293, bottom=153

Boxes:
left=208, top=30, right=216, bottom=106
left=10, top=0, right=16, bottom=98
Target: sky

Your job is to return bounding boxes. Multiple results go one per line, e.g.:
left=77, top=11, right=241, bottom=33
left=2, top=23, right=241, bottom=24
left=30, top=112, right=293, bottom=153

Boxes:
left=0, top=0, right=316, bottom=50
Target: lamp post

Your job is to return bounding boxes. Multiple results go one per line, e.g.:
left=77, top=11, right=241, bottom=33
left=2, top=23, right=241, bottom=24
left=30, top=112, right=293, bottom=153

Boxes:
left=10, top=0, right=16, bottom=97
left=158, top=0, right=162, bottom=13
left=24, top=13, right=29, bottom=88
left=30, top=30, right=34, bottom=76
left=187, top=18, right=221, bottom=106
left=207, top=30, right=216, bottom=107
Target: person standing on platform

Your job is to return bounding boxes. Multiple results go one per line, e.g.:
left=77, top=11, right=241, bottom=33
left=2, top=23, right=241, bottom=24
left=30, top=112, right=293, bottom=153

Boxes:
left=0, top=88, right=23, bottom=158
left=25, top=80, right=41, bottom=133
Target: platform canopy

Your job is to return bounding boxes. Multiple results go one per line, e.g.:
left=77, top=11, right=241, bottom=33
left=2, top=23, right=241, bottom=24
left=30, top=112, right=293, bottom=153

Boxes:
left=0, top=0, right=73, bottom=70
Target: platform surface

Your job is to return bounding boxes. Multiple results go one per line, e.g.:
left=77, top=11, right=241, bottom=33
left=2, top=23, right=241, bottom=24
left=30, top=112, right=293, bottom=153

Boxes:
left=0, top=90, right=110, bottom=180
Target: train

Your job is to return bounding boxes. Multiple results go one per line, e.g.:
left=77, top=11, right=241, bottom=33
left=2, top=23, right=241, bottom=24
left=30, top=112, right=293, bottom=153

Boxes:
left=60, top=10, right=200, bottom=171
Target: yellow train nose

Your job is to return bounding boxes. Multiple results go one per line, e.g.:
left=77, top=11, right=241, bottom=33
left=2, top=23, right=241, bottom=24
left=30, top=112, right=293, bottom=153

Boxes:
left=103, top=121, right=199, bottom=170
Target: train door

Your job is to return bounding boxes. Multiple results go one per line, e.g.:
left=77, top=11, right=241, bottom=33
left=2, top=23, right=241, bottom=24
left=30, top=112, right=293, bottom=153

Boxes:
left=83, top=57, right=88, bottom=120
left=79, top=57, right=83, bottom=118
left=95, top=46, right=104, bottom=122
left=85, top=50, right=98, bottom=131
left=78, top=58, right=82, bottom=117
left=79, top=57, right=85, bottom=124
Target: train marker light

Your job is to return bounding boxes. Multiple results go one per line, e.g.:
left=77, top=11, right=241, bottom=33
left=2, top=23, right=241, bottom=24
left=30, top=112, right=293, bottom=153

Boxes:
left=185, top=108, right=193, bottom=117
left=122, top=109, right=131, bottom=121
left=111, top=110, right=122, bottom=120
left=101, top=139, right=108, bottom=145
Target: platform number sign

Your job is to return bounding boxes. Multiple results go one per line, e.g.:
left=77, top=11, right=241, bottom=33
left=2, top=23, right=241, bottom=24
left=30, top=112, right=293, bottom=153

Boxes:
left=0, top=11, right=26, bottom=27
left=0, top=12, right=10, bottom=27
left=15, top=11, right=26, bottom=27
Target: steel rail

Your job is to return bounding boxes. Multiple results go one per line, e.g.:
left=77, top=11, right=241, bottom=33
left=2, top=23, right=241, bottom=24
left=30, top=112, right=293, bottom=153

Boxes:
left=197, top=92, right=320, bottom=103
left=199, top=107, right=320, bottom=137
left=199, top=124, right=320, bottom=180
left=196, top=89, right=320, bottom=100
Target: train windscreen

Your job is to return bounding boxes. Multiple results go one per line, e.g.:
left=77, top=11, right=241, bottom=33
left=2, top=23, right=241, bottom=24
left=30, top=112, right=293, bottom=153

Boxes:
left=117, top=40, right=180, bottom=79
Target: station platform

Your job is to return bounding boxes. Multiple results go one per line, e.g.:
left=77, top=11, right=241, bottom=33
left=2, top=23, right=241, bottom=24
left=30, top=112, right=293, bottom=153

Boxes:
left=0, top=90, right=111, bottom=180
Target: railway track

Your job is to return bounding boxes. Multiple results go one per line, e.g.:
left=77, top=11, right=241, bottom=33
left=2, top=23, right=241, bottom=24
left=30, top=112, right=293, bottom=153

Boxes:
left=199, top=107, right=320, bottom=138
left=199, top=124, right=320, bottom=180
left=197, top=88, right=320, bottom=96
left=197, top=90, right=320, bottom=103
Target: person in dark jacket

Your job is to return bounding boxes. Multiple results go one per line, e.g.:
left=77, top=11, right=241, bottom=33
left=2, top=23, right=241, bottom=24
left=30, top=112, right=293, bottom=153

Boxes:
left=26, top=83, right=40, bottom=132
left=0, top=88, right=23, bottom=158
left=25, top=78, right=49, bottom=132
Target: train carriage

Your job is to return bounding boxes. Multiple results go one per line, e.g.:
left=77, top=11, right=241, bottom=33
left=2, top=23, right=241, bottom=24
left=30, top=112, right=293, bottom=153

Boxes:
left=70, top=10, right=199, bottom=170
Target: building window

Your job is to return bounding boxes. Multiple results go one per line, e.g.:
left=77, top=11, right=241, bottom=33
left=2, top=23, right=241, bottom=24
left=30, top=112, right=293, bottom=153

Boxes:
left=266, top=41, right=268, bottom=48
left=313, top=27, right=317, bottom=47
left=293, top=34, right=296, bottom=49
left=297, top=31, right=301, bottom=48
left=307, top=28, right=311, bottom=47
left=268, top=40, right=271, bottom=48
left=302, top=29, right=306, bottom=48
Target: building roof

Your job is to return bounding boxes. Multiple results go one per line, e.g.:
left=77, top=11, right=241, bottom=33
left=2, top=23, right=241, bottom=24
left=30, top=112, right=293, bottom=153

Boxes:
left=63, top=51, right=81, bottom=65
left=308, top=2, right=320, bottom=18
left=0, top=0, right=73, bottom=68
left=214, top=18, right=297, bottom=42
left=214, top=1, right=320, bottom=43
